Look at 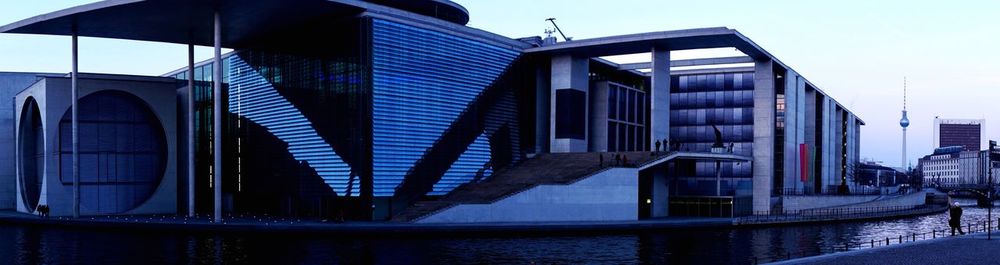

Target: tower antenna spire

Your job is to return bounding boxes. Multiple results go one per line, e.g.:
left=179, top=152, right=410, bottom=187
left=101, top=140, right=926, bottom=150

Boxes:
left=900, top=76, right=910, bottom=169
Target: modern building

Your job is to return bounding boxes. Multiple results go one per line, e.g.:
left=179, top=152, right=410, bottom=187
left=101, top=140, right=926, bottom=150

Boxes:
left=857, top=161, right=908, bottom=187
left=14, top=73, right=178, bottom=216
left=933, top=118, right=985, bottom=152
left=918, top=146, right=982, bottom=185
left=0, top=0, right=863, bottom=220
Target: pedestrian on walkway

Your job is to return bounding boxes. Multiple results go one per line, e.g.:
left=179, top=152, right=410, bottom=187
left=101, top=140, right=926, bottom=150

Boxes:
left=599, top=153, right=604, bottom=167
left=655, top=140, right=661, bottom=154
left=615, top=153, right=621, bottom=166
left=949, top=202, right=966, bottom=235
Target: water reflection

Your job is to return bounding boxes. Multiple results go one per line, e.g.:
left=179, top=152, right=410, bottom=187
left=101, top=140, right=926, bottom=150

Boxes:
left=0, top=199, right=993, bottom=264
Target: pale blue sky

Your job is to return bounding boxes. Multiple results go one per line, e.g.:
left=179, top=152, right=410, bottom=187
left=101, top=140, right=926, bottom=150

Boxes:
left=1, top=1, right=998, bottom=167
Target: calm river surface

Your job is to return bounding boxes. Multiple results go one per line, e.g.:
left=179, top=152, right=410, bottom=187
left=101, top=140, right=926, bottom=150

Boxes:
left=0, top=199, right=993, bottom=264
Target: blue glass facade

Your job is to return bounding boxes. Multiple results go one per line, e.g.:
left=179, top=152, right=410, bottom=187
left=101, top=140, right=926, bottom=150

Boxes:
left=228, top=56, right=353, bottom=195
left=370, top=19, right=520, bottom=197
left=669, top=72, right=755, bottom=196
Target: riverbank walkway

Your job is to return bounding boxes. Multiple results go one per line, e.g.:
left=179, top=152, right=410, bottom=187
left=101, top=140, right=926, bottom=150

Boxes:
left=770, top=232, right=1000, bottom=265
left=0, top=211, right=736, bottom=235
left=0, top=205, right=947, bottom=235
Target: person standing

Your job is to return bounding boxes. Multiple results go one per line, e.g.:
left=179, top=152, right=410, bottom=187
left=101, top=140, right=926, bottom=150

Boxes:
left=599, top=153, right=604, bottom=167
left=949, top=202, right=966, bottom=235
left=655, top=140, right=662, bottom=154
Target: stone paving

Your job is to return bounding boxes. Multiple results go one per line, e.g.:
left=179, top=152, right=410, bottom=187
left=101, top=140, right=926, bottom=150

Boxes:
left=770, top=232, right=1000, bottom=265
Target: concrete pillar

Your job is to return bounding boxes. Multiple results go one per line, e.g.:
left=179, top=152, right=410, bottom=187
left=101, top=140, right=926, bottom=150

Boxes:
left=751, top=59, right=775, bottom=213
left=823, top=98, right=835, bottom=188
left=187, top=44, right=196, bottom=217
left=804, top=87, right=817, bottom=191
left=589, top=81, right=609, bottom=152
left=782, top=70, right=798, bottom=192
left=71, top=33, right=80, bottom=218
left=651, top=169, right=668, bottom=217
left=212, top=11, right=223, bottom=222
left=549, top=54, right=589, bottom=153
left=649, top=47, right=670, bottom=150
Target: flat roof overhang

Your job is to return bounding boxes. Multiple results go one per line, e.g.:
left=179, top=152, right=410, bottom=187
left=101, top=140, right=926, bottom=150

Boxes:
left=534, top=27, right=866, bottom=125
left=0, top=0, right=470, bottom=48
left=525, top=27, right=774, bottom=60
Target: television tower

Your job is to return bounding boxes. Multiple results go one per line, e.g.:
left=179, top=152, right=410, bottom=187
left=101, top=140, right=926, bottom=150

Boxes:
left=900, top=77, right=910, bottom=168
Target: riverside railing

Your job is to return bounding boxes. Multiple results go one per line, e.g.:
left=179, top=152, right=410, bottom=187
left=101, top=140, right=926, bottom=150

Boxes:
left=774, top=186, right=889, bottom=196
left=736, top=205, right=944, bottom=225
left=749, top=218, right=1000, bottom=264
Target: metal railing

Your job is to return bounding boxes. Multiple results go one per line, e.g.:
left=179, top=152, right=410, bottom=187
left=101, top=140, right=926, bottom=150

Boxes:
left=737, top=205, right=944, bottom=225
left=750, top=218, right=1000, bottom=264
left=774, top=186, right=888, bottom=196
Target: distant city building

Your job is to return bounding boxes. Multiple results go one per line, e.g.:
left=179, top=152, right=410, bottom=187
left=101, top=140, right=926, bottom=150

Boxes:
left=933, top=118, right=985, bottom=151
left=919, top=146, right=983, bottom=185
left=857, top=161, right=908, bottom=187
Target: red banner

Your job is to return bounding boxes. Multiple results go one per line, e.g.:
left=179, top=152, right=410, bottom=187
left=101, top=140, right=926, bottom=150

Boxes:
left=800, top=144, right=808, bottom=182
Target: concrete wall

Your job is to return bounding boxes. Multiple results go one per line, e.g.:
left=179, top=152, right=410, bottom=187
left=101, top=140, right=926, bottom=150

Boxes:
left=752, top=60, right=775, bottom=212
left=0, top=73, right=45, bottom=210
left=826, top=191, right=927, bottom=210
left=418, top=168, right=638, bottom=223
left=15, top=76, right=177, bottom=216
left=782, top=195, right=880, bottom=212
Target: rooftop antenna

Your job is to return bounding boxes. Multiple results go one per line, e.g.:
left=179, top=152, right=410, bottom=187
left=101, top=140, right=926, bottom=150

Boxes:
left=544, top=28, right=555, bottom=38
left=545, top=18, right=572, bottom=41
left=899, top=76, right=909, bottom=169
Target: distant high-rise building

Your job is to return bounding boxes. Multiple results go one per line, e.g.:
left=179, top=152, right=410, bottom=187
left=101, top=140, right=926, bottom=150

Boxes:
left=933, top=118, right=985, bottom=151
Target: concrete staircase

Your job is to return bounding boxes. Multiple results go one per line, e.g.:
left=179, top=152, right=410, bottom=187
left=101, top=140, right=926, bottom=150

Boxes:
left=390, top=151, right=659, bottom=222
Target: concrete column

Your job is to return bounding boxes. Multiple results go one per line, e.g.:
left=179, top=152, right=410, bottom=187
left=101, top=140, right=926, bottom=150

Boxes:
left=71, top=33, right=80, bottom=218
left=212, top=11, right=223, bottom=222
left=782, top=70, right=798, bottom=192
left=823, top=98, right=835, bottom=188
left=830, top=105, right=844, bottom=185
left=549, top=55, right=589, bottom=153
left=804, top=87, right=817, bottom=191
left=589, top=81, right=609, bottom=152
left=651, top=169, right=668, bottom=217
left=649, top=47, right=670, bottom=150
left=751, top=59, right=775, bottom=213
left=187, top=44, right=195, bottom=217
left=716, top=161, right=722, bottom=196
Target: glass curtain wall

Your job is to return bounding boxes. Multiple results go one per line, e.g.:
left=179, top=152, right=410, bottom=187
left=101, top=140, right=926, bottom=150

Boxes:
left=668, top=72, right=755, bottom=196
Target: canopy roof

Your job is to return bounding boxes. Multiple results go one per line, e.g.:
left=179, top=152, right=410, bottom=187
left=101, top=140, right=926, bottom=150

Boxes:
left=0, top=0, right=469, bottom=48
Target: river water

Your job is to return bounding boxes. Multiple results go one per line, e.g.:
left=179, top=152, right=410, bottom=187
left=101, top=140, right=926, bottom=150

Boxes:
left=0, top=199, right=994, bottom=264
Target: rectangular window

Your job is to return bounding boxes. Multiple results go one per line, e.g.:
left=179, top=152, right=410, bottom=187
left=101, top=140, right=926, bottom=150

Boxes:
left=555, top=89, right=586, bottom=139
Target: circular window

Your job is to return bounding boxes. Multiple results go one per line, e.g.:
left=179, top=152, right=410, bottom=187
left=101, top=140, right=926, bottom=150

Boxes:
left=59, top=91, right=167, bottom=214
left=18, top=97, right=43, bottom=212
